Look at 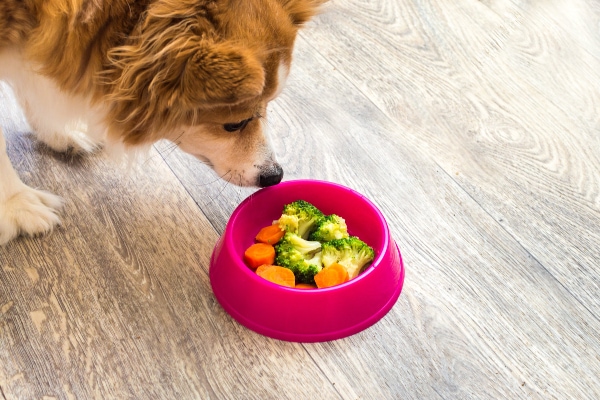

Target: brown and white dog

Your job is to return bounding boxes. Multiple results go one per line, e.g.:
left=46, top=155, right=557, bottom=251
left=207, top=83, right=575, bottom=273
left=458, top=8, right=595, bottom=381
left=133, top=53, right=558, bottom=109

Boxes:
left=0, top=0, right=323, bottom=245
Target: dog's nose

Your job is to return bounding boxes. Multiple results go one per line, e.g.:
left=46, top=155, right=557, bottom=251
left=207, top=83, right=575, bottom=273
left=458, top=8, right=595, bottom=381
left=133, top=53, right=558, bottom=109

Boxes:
left=258, top=163, right=284, bottom=187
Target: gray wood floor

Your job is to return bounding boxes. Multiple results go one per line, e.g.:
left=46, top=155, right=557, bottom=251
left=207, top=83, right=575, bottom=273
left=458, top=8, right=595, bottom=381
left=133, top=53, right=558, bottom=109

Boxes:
left=2, top=0, right=600, bottom=398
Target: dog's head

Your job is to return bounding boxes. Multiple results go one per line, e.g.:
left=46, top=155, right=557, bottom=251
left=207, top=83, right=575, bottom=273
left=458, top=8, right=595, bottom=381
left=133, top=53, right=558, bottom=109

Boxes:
left=105, top=0, right=324, bottom=187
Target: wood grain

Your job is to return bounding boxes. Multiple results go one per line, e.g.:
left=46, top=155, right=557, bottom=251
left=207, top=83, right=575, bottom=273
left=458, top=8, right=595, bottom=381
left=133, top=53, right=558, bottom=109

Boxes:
left=2, top=0, right=600, bottom=398
left=304, top=0, right=600, bottom=301
left=0, top=87, right=340, bottom=400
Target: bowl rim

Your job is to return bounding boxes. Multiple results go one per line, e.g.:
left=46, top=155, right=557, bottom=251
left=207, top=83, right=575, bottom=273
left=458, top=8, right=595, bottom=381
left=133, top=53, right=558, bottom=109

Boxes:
left=223, top=179, right=391, bottom=291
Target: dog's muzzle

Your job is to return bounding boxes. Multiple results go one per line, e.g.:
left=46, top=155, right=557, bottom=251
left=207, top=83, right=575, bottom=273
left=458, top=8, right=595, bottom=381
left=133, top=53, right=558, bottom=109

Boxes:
left=258, top=163, right=284, bottom=187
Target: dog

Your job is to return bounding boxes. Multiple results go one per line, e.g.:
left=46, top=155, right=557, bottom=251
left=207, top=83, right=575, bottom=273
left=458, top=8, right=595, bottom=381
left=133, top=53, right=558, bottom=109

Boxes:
left=0, top=0, right=324, bottom=245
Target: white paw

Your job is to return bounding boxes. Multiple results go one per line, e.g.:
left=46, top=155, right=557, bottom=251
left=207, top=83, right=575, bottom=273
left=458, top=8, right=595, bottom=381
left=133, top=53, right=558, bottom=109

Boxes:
left=38, top=123, right=100, bottom=154
left=0, top=187, right=64, bottom=245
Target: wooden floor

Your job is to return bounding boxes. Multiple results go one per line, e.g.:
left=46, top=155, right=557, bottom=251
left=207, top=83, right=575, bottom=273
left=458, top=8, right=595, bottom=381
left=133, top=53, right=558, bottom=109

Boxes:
left=2, top=0, right=600, bottom=398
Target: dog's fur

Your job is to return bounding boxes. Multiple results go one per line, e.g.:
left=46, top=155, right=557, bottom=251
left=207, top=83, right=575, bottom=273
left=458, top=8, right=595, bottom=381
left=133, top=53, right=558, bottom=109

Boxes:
left=0, top=0, right=323, bottom=245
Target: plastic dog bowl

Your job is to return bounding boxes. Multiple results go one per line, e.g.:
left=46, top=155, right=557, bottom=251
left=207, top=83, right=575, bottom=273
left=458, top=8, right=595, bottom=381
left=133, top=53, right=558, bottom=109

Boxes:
left=209, top=180, right=404, bottom=342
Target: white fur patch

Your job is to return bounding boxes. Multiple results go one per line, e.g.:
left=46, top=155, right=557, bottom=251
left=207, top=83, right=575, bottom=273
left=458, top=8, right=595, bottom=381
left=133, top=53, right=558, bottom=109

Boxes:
left=0, top=48, right=107, bottom=152
left=269, top=61, right=290, bottom=100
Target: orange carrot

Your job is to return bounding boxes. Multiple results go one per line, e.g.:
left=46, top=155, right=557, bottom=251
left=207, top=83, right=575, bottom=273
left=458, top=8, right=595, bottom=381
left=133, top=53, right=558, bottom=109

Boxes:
left=255, top=265, right=272, bottom=275
left=255, top=224, right=285, bottom=245
left=295, top=283, right=317, bottom=289
left=244, top=243, right=276, bottom=269
left=314, top=263, right=349, bottom=288
left=256, top=265, right=295, bottom=287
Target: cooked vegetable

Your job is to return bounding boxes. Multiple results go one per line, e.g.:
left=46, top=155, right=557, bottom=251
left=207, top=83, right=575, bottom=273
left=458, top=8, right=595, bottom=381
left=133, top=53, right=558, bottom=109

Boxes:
left=255, top=224, right=285, bottom=245
left=274, top=232, right=323, bottom=284
left=294, top=283, right=317, bottom=289
left=308, top=214, right=349, bottom=242
left=321, top=237, right=375, bottom=279
left=256, top=265, right=295, bottom=287
left=245, top=200, right=376, bottom=289
left=243, top=243, right=276, bottom=269
left=276, top=200, right=324, bottom=239
left=314, top=263, right=349, bottom=288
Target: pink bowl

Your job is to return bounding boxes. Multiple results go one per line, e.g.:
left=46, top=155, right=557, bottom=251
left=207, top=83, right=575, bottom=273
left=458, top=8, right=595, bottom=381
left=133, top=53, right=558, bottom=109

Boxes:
left=209, top=180, right=404, bottom=342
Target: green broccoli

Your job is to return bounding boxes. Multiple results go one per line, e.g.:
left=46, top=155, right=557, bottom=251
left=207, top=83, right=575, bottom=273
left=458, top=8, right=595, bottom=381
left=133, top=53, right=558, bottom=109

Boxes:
left=308, top=214, right=349, bottom=242
left=275, top=232, right=323, bottom=284
left=276, top=200, right=324, bottom=239
left=321, top=236, right=375, bottom=279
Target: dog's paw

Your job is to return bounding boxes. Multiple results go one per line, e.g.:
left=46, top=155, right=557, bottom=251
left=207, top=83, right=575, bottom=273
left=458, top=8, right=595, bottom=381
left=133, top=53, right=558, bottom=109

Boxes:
left=0, top=187, right=64, bottom=245
left=38, top=126, right=100, bottom=154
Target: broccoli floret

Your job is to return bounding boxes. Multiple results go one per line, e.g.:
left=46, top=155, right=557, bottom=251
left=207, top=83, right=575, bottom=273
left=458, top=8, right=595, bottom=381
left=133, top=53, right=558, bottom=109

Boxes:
left=275, top=232, right=323, bottom=284
left=276, top=200, right=324, bottom=239
left=308, top=214, right=349, bottom=242
left=321, top=236, right=375, bottom=279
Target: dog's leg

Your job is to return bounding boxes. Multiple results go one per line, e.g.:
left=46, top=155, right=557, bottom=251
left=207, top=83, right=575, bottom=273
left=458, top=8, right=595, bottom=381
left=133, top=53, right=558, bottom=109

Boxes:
left=0, top=127, right=63, bottom=245
left=18, top=82, right=100, bottom=154
left=10, top=65, right=103, bottom=154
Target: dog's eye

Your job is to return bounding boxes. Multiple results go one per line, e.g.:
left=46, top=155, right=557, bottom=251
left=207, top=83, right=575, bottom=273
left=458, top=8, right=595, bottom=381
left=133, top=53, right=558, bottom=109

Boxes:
left=224, top=118, right=252, bottom=132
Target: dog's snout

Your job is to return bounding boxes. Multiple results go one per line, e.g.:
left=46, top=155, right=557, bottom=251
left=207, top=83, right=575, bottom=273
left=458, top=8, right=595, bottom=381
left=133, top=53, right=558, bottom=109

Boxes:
left=258, top=163, right=284, bottom=187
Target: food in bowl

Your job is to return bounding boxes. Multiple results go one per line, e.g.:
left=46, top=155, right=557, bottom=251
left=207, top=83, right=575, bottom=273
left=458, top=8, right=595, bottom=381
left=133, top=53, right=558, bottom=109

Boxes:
left=255, top=265, right=295, bottom=288
left=243, top=243, right=276, bottom=269
left=243, top=200, right=375, bottom=288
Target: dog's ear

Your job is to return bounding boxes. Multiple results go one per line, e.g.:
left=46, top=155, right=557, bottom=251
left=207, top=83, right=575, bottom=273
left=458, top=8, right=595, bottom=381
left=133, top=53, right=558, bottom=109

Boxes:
left=280, top=0, right=327, bottom=25
left=159, top=39, right=266, bottom=109
left=106, top=33, right=265, bottom=144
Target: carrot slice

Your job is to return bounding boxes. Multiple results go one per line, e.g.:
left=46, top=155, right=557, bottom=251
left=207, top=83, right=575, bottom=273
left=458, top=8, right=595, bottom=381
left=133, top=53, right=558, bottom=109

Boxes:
left=295, top=283, right=317, bottom=289
left=255, top=265, right=272, bottom=275
left=255, top=224, right=285, bottom=245
left=314, top=263, right=349, bottom=288
left=256, top=265, right=295, bottom=287
left=244, top=243, right=276, bottom=269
